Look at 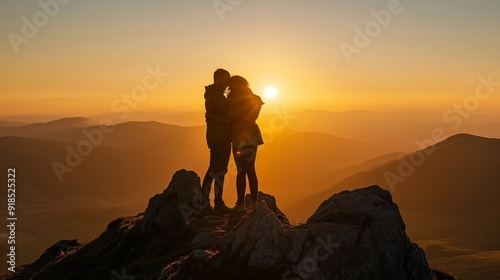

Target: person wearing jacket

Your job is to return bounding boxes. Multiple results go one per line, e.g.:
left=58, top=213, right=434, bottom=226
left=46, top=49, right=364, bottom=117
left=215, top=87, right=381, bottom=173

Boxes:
left=226, top=75, right=264, bottom=212
left=201, top=68, right=232, bottom=213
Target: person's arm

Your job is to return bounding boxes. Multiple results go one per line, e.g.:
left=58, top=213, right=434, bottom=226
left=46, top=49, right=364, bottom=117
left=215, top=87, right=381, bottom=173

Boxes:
left=214, top=94, right=237, bottom=121
left=205, top=113, right=230, bottom=123
left=244, top=95, right=264, bottom=122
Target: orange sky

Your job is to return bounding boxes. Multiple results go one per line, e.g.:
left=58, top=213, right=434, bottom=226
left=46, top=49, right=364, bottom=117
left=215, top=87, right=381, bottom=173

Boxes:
left=1, top=0, right=499, bottom=117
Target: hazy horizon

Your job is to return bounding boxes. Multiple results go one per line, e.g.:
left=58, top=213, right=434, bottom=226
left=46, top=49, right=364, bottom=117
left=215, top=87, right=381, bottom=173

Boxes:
left=2, top=107, right=500, bottom=124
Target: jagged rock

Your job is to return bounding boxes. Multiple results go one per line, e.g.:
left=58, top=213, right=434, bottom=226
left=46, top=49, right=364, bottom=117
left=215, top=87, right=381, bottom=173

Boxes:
left=2, top=170, right=458, bottom=280
left=160, top=249, right=238, bottom=280
left=40, top=239, right=82, bottom=259
left=217, top=202, right=290, bottom=271
left=305, top=186, right=434, bottom=279
left=141, top=169, right=202, bottom=233
left=190, top=229, right=225, bottom=249
left=245, top=191, right=290, bottom=224
left=6, top=240, right=82, bottom=279
left=158, top=250, right=215, bottom=280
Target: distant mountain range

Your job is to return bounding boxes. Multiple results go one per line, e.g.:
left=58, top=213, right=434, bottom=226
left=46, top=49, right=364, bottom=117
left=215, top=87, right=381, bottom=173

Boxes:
left=4, top=109, right=500, bottom=151
left=0, top=117, right=390, bottom=200
left=286, top=134, right=500, bottom=221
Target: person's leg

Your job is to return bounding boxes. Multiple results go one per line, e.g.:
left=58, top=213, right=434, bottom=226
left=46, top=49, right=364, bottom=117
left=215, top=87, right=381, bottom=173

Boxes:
left=213, top=140, right=231, bottom=206
left=233, top=147, right=247, bottom=205
left=201, top=142, right=221, bottom=206
left=200, top=173, right=213, bottom=210
left=244, top=146, right=259, bottom=203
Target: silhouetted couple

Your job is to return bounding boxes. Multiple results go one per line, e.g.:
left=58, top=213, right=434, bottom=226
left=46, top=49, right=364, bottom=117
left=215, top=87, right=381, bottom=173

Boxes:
left=201, top=68, right=264, bottom=213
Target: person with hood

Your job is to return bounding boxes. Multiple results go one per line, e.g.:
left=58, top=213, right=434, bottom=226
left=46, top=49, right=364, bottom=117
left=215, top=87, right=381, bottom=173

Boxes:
left=226, top=75, right=264, bottom=212
left=201, top=68, right=232, bottom=213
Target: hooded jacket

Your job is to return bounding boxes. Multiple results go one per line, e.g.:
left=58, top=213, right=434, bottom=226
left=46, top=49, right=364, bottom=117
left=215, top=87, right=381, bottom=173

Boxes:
left=204, top=84, right=231, bottom=148
left=227, top=87, right=264, bottom=149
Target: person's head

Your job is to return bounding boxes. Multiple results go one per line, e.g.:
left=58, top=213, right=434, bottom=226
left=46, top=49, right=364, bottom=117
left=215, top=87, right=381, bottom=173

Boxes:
left=213, top=68, right=230, bottom=87
left=227, top=75, right=249, bottom=91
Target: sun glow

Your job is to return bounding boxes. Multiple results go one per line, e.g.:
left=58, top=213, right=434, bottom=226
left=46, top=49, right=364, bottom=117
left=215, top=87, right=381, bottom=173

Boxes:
left=264, top=87, right=278, bottom=100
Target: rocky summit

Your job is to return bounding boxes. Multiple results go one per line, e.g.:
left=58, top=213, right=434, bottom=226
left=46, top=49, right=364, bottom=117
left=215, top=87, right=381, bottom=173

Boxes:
left=3, top=170, right=458, bottom=280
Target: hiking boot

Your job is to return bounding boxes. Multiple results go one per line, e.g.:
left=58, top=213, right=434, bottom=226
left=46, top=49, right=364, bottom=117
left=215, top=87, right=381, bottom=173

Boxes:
left=232, top=203, right=247, bottom=213
left=214, top=203, right=231, bottom=213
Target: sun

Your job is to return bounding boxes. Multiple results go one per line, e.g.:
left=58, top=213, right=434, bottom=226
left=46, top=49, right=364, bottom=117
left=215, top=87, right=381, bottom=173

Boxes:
left=264, top=87, right=278, bottom=99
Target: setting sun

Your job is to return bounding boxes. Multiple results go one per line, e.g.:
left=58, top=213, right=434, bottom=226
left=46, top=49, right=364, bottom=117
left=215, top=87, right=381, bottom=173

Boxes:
left=264, top=87, right=278, bottom=100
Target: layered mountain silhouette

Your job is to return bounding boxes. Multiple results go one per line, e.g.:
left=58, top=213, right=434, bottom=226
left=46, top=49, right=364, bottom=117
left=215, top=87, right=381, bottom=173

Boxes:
left=285, top=110, right=500, bottom=151
left=308, top=152, right=405, bottom=198
left=287, top=134, right=500, bottom=221
left=2, top=170, right=457, bottom=280
left=0, top=117, right=91, bottom=140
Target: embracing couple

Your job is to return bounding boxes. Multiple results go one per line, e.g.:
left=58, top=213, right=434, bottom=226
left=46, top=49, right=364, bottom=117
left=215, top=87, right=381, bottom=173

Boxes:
left=201, top=68, right=264, bottom=213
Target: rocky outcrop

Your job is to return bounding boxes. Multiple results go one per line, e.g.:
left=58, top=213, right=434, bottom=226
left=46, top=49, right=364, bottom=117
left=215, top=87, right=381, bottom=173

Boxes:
left=167, top=185, right=438, bottom=280
left=306, top=186, right=433, bottom=279
left=3, top=170, right=458, bottom=280
left=140, top=169, right=201, bottom=233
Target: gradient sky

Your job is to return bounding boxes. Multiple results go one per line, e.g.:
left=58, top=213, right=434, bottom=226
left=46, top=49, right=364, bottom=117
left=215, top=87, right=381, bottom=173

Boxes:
left=1, top=0, right=499, bottom=116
